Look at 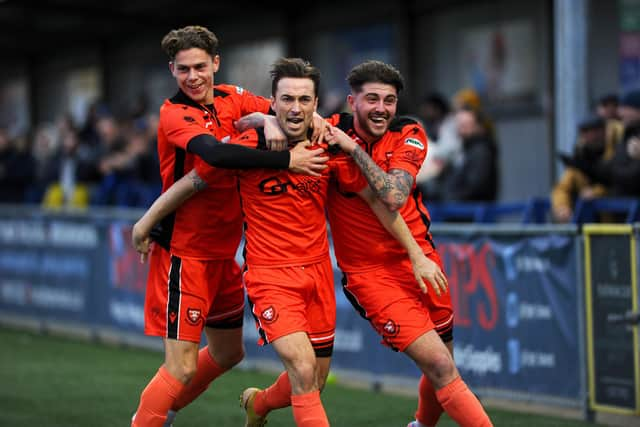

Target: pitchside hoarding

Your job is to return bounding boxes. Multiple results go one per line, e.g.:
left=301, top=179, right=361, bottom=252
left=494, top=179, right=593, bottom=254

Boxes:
left=0, top=210, right=586, bottom=404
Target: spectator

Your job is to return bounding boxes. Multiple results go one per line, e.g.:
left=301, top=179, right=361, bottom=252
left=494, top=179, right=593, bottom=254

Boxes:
left=551, top=116, right=611, bottom=222
left=417, top=92, right=450, bottom=141
left=438, top=107, right=499, bottom=202
left=25, top=124, right=59, bottom=203
left=111, top=119, right=161, bottom=207
left=92, top=113, right=129, bottom=204
left=41, top=129, right=96, bottom=209
left=0, top=128, right=35, bottom=203
left=417, top=88, right=496, bottom=201
left=596, top=93, right=619, bottom=121
left=563, top=89, right=640, bottom=197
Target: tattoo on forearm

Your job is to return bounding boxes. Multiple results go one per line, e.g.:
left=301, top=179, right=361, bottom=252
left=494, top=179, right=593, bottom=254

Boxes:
left=190, top=172, right=208, bottom=191
left=236, top=113, right=264, bottom=132
left=351, top=146, right=393, bottom=199
left=351, top=148, right=414, bottom=206
left=390, top=169, right=413, bottom=202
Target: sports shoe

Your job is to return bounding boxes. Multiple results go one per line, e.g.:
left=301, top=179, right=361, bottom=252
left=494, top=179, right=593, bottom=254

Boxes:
left=240, top=387, right=268, bottom=427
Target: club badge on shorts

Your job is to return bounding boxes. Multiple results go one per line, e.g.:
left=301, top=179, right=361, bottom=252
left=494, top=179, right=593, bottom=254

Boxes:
left=383, top=319, right=399, bottom=337
left=186, top=308, right=202, bottom=325
left=261, top=306, right=278, bottom=323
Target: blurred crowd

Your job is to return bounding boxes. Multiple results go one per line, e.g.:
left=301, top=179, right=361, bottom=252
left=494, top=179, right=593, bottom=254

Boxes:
left=550, top=91, right=640, bottom=222
left=0, top=103, right=161, bottom=209
left=413, top=88, right=499, bottom=204
left=1, top=86, right=639, bottom=217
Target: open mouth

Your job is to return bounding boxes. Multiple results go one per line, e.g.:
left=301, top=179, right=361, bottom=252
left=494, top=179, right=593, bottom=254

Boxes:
left=286, top=117, right=305, bottom=130
left=187, top=83, right=205, bottom=93
left=369, top=115, right=388, bottom=126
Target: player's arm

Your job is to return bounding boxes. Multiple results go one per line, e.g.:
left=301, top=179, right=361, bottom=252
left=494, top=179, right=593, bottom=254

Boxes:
left=187, top=134, right=327, bottom=176
left=325, top=125, right=412, bottom=211
left=132, top=170, right=207, bottom=262
left=235, top=112, right=329, bottom=151
left=356, top=186, right=447, bottom=296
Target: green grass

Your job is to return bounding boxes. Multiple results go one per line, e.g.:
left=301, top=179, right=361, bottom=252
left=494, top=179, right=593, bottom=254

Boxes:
left=0, top=326, right=599, bottom=426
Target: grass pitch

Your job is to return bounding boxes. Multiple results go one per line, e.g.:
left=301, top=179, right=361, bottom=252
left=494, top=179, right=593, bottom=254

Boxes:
left=0, top=327, right=600, bottom=426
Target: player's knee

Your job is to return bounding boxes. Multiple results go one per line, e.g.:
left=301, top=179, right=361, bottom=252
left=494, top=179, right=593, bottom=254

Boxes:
left=166, top=358, right=198, bottom=384
left=288, top=359, right=317, bottom=393
left=212, top=345, right=245, bottom=370
left=424, top=350, right=457, bottom=388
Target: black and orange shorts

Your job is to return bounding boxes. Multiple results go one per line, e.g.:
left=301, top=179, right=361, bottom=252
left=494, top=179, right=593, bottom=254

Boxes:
left=342, top=251, right=453, bottom=352
left=144, top=245, right=244, bottom=343
left=244, top=257, right=336, bottom=357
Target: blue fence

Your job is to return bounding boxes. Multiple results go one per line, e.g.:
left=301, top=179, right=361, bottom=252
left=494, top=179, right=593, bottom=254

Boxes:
left=2, top=206, right=634, bottom=411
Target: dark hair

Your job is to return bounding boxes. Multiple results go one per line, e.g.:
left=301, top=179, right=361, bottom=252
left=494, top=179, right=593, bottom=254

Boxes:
left=598, top=93, right=619, bottom=106
left=270, top=58, right=321, bottom=97
left=347, top=60, right=404, bottom=93
left=422, top=93, right=450, bottom=115
left=161, top=26, right=219, bottom=60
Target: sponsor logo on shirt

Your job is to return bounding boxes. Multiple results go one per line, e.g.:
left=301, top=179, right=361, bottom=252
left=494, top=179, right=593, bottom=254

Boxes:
left=404, top=137, right=424, bottom=150
left=259, top=176, right=322, bottom=195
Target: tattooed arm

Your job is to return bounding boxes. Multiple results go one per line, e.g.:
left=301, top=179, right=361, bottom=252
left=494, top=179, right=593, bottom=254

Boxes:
left=131, top=169, right=207, bottom=262
left=351, top=146, right=413, bottom=211
left=324, top=125, right=413, bottom=211
left=357, top=186, right=447, bottom=295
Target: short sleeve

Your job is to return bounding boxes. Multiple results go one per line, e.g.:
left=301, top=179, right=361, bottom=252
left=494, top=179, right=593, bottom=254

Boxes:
left=388, top=123, right=428, bottom=178
left=159, top=105, right=209, bottom=150
left=217, top=84, right=271, bottom=117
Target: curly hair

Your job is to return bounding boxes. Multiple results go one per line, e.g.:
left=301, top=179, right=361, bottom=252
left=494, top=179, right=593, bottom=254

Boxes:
left=161, top=25, right=219, bottom=60
left=347, top=60, right=404, bottom=93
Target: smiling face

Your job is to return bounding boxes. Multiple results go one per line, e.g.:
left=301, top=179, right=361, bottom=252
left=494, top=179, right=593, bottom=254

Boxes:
left=170, top=47, right=219, bottom=105
left=271, top=77, right=318, bottom=142
left=348, top=82, right=398, bottom=142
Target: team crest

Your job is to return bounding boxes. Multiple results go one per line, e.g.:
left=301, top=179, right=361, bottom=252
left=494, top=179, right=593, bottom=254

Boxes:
left=404, top=137, right=424, bottom=150
left=186, top=308, right=202, bottom=325
left=383, top=319, right=399, bottom=337
left=261, top=306, right=278, bottom=323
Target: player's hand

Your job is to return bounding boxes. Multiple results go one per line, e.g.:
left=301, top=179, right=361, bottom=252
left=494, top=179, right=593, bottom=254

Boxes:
left=263, top=115, right=288, bottom=151
left=410, top=253, right=448, bottom=295
left=310, top=113, right=328, bottom=145
left=324, top=125, right=358, bottom=154
left=132, top=222, right=153, bottom=263
left=289, top=140, right=329, bottom=176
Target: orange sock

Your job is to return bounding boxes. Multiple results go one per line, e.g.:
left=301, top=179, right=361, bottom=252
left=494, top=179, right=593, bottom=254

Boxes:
left=435, top=377, right=492, bottom=427
left=291, top=390, right=329, bottom=427
left=415, top=374, right=443, bottom=426
left=253, top=371, right=292, bottom=416
left=172, top=347, right=227, bottom=411
left=132, top=366, right=184, bottom=427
